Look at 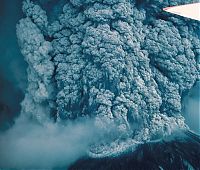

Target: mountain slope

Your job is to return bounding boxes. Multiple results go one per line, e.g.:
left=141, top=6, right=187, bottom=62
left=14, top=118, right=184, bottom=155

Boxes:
left=69, top=131, right=200, bottom=170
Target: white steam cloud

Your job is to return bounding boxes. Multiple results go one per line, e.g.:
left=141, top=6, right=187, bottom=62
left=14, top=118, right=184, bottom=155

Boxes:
left=183, top=82, right=200, bottom=134
left=0, top=117, right=99, bottom=169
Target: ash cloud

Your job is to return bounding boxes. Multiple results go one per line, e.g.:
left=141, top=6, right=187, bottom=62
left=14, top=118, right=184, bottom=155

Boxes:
left=15, top=0, right=199, bottom=158
left=0, top=0, right=199, bottom=169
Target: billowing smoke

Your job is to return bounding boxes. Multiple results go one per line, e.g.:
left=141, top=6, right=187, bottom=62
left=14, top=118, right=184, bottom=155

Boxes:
left=16, top=0, right=199, bottom=155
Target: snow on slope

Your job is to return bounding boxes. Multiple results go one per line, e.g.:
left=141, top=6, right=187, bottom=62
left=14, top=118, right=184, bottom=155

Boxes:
left=16, top=0, right=199, bottom=157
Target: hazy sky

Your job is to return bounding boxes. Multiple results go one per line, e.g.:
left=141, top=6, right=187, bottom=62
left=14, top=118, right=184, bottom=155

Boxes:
left=0, top=0, right=27, bottom=129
